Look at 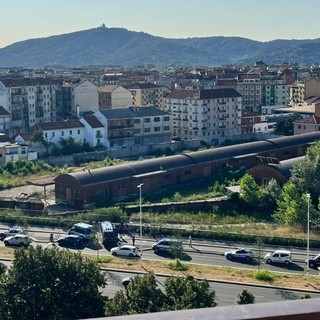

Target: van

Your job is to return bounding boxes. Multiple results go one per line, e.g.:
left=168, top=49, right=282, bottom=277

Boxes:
left=68, top=222, right=93, bottom=240
left=152, top=238, right=183, bottom=253
left=264, top=250, right=292, bottom=265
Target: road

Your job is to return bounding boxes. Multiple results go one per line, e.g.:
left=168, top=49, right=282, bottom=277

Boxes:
left=1, top=225, right=320, bottom=306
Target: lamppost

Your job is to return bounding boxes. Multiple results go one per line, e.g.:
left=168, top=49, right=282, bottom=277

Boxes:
left=306, top=193, right=311, bottom=286
left=137, top=183, right=144, bottom=264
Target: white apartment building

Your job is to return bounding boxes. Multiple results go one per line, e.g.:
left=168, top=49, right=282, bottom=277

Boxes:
left=0, top=142, right=37, bottom=164
left=62, top=79, right=99, bottom=117
left=166, top=88, right=242, bottom=144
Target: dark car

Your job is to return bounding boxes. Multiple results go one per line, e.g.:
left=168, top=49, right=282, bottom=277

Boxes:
left=57, top=235, right=86, bottom=248
left=0, top=227, right=24, bottom=241
left=224, top=248, right=254, bottom=262
left=122, top=276, right=133, bottom=288
left=306, top=254, right=320, bottom=269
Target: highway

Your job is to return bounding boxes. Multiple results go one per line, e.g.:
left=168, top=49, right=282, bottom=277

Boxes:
left=1, top=225, right=320, bottom=307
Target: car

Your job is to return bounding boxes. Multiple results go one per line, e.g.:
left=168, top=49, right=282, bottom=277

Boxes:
left=4, top=234, right=32, bottom=247
left=224, top=248, right=254, bottom=262
left=306, top=254, right=320, bottom=269
left=152, top=238, right=183, bottom=253
left=57, top=235, right=86, bottom=248
left=264, top=250, right=292, bottom=265
left=0, top=227, right=24, bottom=241
left=110, top=245, right=141, bottom=257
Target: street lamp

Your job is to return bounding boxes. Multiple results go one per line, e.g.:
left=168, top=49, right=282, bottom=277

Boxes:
left=137, top=183, right=144, bottom=263
left=306, top=193, right=311, bottom=286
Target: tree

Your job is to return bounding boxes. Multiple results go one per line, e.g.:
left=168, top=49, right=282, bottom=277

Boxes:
left=273, top=183, right=318, bottom=228
left=254, top=237, right=264, bottom=270
left=273, top=115, right=301, bottom=136
left=290, top=141, right=320, bottom=204
left=164, top=275, right=217, bottom=310
left=30, top=130, right=52, bottom=155
left=106, top=272, right=164, bottom=316
left=236, top=289, right=255, bottom=304
left=239, top=173, right=261, bottom=207
left=0, top=246, right=106, bottom=320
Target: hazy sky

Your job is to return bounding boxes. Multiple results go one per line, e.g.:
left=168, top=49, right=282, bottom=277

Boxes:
left=1, top=0, right=320, bottom=48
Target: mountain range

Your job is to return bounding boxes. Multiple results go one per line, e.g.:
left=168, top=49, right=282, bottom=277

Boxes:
left=0, top=26, right=320, bottom=68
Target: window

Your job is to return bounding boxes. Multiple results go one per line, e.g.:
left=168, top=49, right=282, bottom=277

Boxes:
left=164, top=126, right=170, bottom=131
left=144, top=128, right=151, bottom=133
left=61, top=131, right=64, bottom=136
left=144, top=118, right=151, bottom=123
left=77, top=129, right=80, bottom=134
left=163, top=116, right=170, bottom=121
left=154, top=127, right=160, bottom=132
left=134, top=119, right=141, bottom=124
left=69, top=130, right=72, bottom=135
left=154, top=117, right=160, bottom=122
left=184, top=170, right=191, bottom=175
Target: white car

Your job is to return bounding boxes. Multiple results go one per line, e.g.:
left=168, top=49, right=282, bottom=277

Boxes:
left=4, top=234, right=32, bottom=247
left=110, top=245, right=141, bottom=258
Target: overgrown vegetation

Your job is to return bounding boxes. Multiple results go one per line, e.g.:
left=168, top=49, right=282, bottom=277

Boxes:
left=252, top=269, right=275, bottom=282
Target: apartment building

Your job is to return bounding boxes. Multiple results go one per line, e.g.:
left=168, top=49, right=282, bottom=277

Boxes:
left=0, top=78, right=63, bottom=136
left=98, top=85, right=132, bottom=109
left=294, top=104, right=320, bottom=135
left=166, top=88, right=242, bottom=144
left=237, top=74, right=262, bottom=113
left=261, top=73, right=288, bottom=106
left=62, top=79, right=99, bottom=117
left=126, top=83, right=166, bottom=109
left=94, top=106, right=172, bottom=148
left=0, top=142, right=37, bottom=164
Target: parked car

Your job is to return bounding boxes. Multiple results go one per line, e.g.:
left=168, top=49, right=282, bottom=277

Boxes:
left=152, top=238, right=183, bottom=253
left=264, top=250, right=292, bottom=265
left=57, top=235, right=86, bottom=248
left=110, top=245, right=141, bottom=257
left=225, top=248, right=254, bottom=262
left=0, top=227, right=24, bottom=241
left=4, top=234, right=32, bottom=247
left=306, top=254, right=320, bottom=269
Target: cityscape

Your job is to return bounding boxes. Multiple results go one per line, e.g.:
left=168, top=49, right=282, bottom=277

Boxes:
left=1, top=1, right=320, bottom=319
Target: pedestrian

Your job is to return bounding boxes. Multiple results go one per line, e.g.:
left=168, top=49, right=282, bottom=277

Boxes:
left=132, top=234, right=135, bottom=246
left=189, top=235, right=192, bottom=247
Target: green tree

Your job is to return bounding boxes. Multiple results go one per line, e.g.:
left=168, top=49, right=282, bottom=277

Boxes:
left=236, top=289, right=255, bottom=304
left=274, top=183, right=318, bottom=228
left=0, top=246, right=106, bottom=320
left=290, top=142, right=320, bottom=203
left=60, top=136, right=83, bottom=155
left=239, top=173, right=260, bottom=207
left=106, top=272, right=164, bottom=316
left=30, top=130, right=52, bottom=155
left=273, top=115, right=301, bottom=136
left=164, top=275, right=217, bottom=310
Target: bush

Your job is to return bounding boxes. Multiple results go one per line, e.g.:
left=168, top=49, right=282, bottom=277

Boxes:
left=252, top=269, right=275, bottom=282
left=236, top=289, right=255, bottom=304
left=168, top=258, right=189, bottom=271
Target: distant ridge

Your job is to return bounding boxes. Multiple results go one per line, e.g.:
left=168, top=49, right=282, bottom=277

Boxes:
left=0, top=26, right=319, bottom=68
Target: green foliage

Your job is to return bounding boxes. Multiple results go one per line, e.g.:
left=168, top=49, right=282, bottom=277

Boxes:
left=300, top=294, right=312, bottom=299
left=273, top=115, right=301, bottom=136
left=290, top=141, right=320, bottom=206
left=236, top=289, right=255, bottom=305
left=168, top=258, right=189, bottom=271
left=60, top=136, right=83, bottom=155
left=172, top=192, right=183, bottom=202
left=252, top=269, right=275, bottom=282
left=239, top=173, right=260, bottom=206
left=0, top=246, right=106, bottom=319
left=106, top=273, right=216, bottom=316
left=106, top=272, right=165, bottom=316
left=164, top=275, right=217, bottom=310
left=274, top=184, right=318, bottom=228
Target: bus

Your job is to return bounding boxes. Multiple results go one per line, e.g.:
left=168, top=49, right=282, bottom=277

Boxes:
left=68, top=222, right=93, bottom=240
left=101, top=221, right=118, bottom=247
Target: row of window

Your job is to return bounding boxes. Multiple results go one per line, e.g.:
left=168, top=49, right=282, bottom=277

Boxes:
left=134, top=116, right=170, bottom=124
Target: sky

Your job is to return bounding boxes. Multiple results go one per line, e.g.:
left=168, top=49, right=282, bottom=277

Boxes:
left=1, top=0, right=320, bottom=49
